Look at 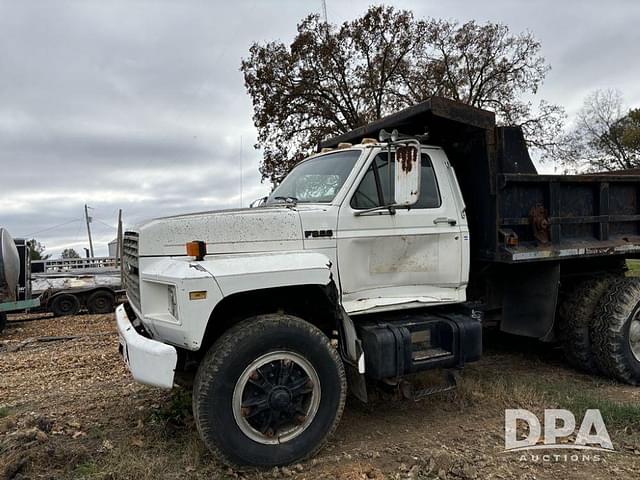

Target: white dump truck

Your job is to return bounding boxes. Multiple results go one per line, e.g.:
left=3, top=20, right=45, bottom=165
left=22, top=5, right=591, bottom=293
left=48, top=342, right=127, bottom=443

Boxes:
left=116, top=98, right=640, bottom=466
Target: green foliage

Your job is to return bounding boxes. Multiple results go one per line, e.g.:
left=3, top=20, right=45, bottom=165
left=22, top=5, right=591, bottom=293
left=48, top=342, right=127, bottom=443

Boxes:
left=151, top=388, right=192, bottom=426
left=28, top=239, right=50, bottom=261
left=563, top=90, right=640, bottom=172
left=626, top=259, right=640, bottom=277
left=242, top=5, right=564, bottom=184
left=620, top=108, right=640, bottom=156
left=462, top=363, right=640, bottom=428
left=563, top=392, right=640, bottom=427
left=61, top=248, right=81, bottom=259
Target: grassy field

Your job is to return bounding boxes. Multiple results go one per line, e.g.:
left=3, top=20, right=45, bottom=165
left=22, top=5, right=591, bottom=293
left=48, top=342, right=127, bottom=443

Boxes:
left=627, top=259, right=640, bottom=276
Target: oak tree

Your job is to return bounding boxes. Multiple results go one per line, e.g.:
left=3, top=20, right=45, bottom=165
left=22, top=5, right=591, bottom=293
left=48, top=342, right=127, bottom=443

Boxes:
left=242, top=5, right=565, bottom=184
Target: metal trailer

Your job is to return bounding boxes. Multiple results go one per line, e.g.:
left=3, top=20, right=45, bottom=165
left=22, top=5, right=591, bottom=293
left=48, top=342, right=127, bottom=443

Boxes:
left=4, top=240, right=122, bottom=322
left=31, top=257, right=124, bottom=317
left=320, top=96, right=640, bottom=341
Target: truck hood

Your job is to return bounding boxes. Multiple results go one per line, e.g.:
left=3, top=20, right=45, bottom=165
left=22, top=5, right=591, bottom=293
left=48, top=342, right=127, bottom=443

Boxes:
left=135, top=207, right=304, bottom=256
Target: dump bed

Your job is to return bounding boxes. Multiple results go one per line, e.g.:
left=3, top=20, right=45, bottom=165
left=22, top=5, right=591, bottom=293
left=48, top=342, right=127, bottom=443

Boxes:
left=496, top=173, right=640, bottom=262
left=321, top=97, right=640, bottom=264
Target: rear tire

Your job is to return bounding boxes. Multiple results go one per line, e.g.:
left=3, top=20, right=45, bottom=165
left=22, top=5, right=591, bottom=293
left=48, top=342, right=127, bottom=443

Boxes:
left=0, top=312, right=6, bottom=334
left=87, top=290, right=115, bottom=314
left=557, top=276, right=613, bottom=373
left=193, top=314, right=346, bottom=467
left=49, top=294, right=80, bottom=317
left=591, top=277, right=640, bottom=385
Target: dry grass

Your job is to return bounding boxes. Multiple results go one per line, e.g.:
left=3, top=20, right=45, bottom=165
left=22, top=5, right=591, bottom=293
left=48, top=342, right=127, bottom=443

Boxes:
left=3, top=314, right=640, bottom=479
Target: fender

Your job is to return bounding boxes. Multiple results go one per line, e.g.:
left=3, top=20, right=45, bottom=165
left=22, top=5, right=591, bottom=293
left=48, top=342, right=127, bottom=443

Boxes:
left=137, top=251, right=334, bottom=351
left=198, top=251, right=333, bottom=297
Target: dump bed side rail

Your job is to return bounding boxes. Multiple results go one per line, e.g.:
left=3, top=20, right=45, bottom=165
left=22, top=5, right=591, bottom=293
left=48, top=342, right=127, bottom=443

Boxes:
left=496, top=173, right=640, bottom=262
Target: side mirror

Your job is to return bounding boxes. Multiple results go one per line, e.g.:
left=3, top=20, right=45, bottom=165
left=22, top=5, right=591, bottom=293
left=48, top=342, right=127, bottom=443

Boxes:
left=249, top=196, right=267, bottom=208
left=393, top=145, right=420, bottom=206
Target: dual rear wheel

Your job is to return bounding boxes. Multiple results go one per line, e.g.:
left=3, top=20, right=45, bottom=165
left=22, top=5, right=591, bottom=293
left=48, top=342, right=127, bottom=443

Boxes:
left=558, top=276, right=640, bottom=384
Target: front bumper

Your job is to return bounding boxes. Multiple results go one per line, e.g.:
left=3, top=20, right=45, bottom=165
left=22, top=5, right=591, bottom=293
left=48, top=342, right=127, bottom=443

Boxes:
left=116, top=303, right=177, bottom=389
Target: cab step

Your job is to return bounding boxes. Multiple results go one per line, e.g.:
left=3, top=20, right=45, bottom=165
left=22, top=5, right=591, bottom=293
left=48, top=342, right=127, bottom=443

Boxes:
left=399, top=370, right=458, bottom=401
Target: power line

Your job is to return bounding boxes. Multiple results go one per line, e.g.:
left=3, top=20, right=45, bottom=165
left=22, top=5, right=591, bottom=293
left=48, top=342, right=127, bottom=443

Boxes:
left=93, top=218, right=117, bottom=230
left=23, top=218, right=82, bottom=238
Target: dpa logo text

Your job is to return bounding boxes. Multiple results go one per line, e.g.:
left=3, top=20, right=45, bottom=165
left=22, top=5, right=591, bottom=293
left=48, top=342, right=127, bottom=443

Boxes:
left=504, top=409, right=614, bottom=452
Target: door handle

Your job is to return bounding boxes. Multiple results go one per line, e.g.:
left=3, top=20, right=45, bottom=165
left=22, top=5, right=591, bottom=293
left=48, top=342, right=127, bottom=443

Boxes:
left=434, top=217, right=457, bottom=226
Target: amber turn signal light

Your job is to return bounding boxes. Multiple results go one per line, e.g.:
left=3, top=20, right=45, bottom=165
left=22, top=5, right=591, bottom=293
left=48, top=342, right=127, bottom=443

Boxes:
left=186, top=240, right=207, bottom=261
left=189, top=291, right=207, bottom=300
left=505, top=235, right=518, bottom=247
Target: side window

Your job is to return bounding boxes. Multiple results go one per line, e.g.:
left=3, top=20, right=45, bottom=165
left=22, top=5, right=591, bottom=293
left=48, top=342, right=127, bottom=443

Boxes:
left=415, top=155, right=441, bottom=209
left=351, top=152, right=441, bottom=209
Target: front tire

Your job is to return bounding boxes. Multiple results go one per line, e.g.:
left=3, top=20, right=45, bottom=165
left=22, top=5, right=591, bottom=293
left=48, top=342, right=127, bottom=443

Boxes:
left=193, top=314, right=346, bottom=467
left=591, top=277, right=640, bottom=385
left=0, top=312, right=6, bottom=334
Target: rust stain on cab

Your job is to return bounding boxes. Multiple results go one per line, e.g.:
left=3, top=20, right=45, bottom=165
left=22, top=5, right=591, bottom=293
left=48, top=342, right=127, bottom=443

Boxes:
left=396, top=146, right=417, bottom=173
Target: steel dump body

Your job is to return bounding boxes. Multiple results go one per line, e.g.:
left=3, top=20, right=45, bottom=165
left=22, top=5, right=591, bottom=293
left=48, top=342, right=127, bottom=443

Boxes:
left=321, top=97, right=640, bottom=265
left=497, top=173, right=640, bottom=263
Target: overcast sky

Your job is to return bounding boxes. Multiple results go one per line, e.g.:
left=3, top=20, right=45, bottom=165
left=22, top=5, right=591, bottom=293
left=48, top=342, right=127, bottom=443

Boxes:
left=1, top=0, right=639, bottom=257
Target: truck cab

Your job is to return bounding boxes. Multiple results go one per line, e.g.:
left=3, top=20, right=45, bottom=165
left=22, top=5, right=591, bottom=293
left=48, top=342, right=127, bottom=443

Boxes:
left=116, top=97, right=640, bottom=467
left=265, top=142, right=469, bottom=313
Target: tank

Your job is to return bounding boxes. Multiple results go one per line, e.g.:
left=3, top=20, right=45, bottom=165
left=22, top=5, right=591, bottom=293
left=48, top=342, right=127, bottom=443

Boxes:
left=0, top=227, right=20, bottom=302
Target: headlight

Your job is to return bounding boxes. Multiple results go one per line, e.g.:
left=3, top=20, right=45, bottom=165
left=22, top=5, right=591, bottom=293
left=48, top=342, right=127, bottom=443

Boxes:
left=167, top=285, right=178, bottom=319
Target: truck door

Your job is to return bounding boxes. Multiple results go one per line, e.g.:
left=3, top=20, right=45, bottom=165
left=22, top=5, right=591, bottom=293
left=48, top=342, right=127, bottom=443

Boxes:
left=336, top=148, right=466, bottom=314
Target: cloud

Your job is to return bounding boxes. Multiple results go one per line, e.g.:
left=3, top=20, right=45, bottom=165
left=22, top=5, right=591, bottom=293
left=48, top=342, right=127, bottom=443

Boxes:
left=1, top=0, right=638, bottom=257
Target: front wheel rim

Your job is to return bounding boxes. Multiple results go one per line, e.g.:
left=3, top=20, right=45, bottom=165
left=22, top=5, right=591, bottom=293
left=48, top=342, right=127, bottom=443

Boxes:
left=232, top=350, right=321, bottom=445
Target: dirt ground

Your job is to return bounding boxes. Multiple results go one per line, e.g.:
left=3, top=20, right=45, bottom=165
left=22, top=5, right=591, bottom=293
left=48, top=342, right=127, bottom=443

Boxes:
left=1, top=313, right=640, bottom=480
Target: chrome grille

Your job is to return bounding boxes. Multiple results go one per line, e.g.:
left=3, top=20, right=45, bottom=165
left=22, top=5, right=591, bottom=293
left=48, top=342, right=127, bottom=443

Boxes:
left=123, top=231, right=141, bottom=311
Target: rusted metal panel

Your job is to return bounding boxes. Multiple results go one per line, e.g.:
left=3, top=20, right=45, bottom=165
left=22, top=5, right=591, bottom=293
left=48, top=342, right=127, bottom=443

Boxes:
left=501, top=238, right=640, bottom=262
left=394, top=146, right=420, bottom=205
left=528, top=205, right=550, bottom=245
left=495, top=172, right=640, bottom=263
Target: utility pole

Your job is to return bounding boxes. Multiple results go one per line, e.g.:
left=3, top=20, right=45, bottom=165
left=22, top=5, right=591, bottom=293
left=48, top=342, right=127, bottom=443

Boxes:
left=321, top=0, right=327, bottom=23
left=117, top=209, right=123, bottom=284
left=240, top=136, right=244, bottom=207
left=84, top=204, right=94, bottom=258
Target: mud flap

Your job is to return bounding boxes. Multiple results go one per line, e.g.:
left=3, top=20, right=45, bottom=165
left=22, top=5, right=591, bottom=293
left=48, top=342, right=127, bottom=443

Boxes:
left=338, top=307, right=368, bottom=402
left=500, top=261, right=560, bottom=339
left=345, top=364, right=368, bottom=402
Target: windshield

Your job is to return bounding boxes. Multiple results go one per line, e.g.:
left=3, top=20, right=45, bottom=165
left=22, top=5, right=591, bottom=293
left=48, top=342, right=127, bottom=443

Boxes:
left=266, top=150, right=361, bottom=204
